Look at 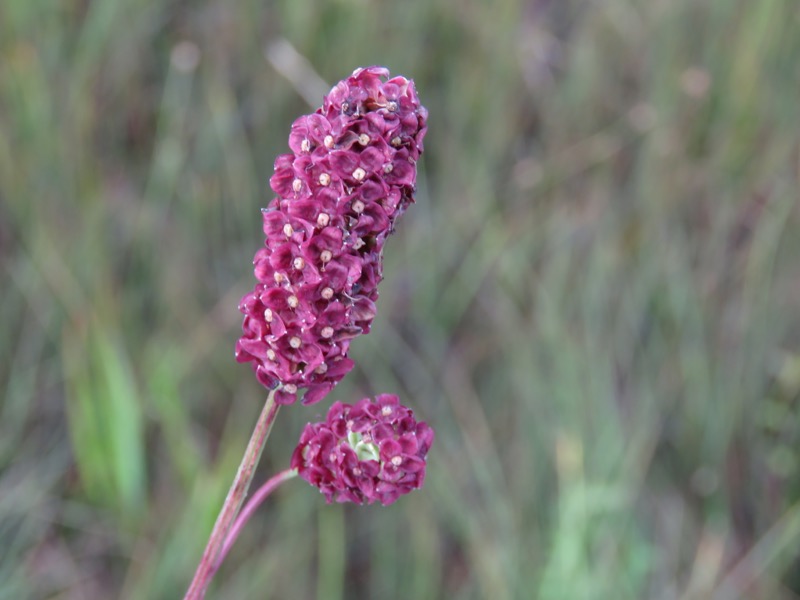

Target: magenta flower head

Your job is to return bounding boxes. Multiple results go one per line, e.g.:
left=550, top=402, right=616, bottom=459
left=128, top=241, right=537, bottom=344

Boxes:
left=290, top=394, right=434, bottom=506
left=235, top=66, right=428, bottom=405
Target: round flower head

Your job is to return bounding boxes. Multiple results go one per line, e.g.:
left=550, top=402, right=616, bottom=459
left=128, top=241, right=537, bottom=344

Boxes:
left=236, top=67, right=428, bottom=405
left=291, top=395, right=434, bottom=505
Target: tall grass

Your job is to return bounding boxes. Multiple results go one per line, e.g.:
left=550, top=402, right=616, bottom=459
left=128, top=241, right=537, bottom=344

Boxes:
left=1, top=0, right=799, bottom=598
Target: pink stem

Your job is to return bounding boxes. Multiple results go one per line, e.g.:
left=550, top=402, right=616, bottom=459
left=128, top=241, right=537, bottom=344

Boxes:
left=209, top=468, right=298, bottom=578
left=184, top=390, right=280, bottom=600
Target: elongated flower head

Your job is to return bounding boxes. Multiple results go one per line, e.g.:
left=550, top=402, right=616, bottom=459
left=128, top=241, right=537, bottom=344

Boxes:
left=236, top=67, right=428, bottom=405
left=291, top=394, right=434, bottom=505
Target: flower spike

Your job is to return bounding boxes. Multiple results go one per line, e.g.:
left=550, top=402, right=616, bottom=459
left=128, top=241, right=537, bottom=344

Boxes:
left=236, top=67, right=428, bottom=404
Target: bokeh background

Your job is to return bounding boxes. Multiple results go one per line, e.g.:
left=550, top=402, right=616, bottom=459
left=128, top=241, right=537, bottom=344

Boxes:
left=2, top=0, right=800, bottom=598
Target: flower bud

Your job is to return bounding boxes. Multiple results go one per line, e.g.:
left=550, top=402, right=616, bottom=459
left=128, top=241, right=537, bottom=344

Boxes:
left=291, top=395, right=434, bottom=505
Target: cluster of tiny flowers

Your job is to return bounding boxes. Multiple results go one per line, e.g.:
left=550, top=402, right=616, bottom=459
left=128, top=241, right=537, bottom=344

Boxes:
left=290, top=395, right=434, bottom=505
left=235, top=67, right=428, bottom=405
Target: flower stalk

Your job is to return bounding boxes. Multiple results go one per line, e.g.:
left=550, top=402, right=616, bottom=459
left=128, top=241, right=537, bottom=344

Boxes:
left=210, top=468, right=298, bottom=579
left=184, top=389, right=280, bottom=600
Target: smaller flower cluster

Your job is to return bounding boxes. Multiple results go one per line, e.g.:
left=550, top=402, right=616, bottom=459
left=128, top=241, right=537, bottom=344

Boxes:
left=236, top=67, right=427, bottom=405
left=291, top=394, right=434, bottom=505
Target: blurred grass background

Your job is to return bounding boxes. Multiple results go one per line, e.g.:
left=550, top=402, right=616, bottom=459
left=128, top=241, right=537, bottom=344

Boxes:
left=2, top=0, right=800, bottom=598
